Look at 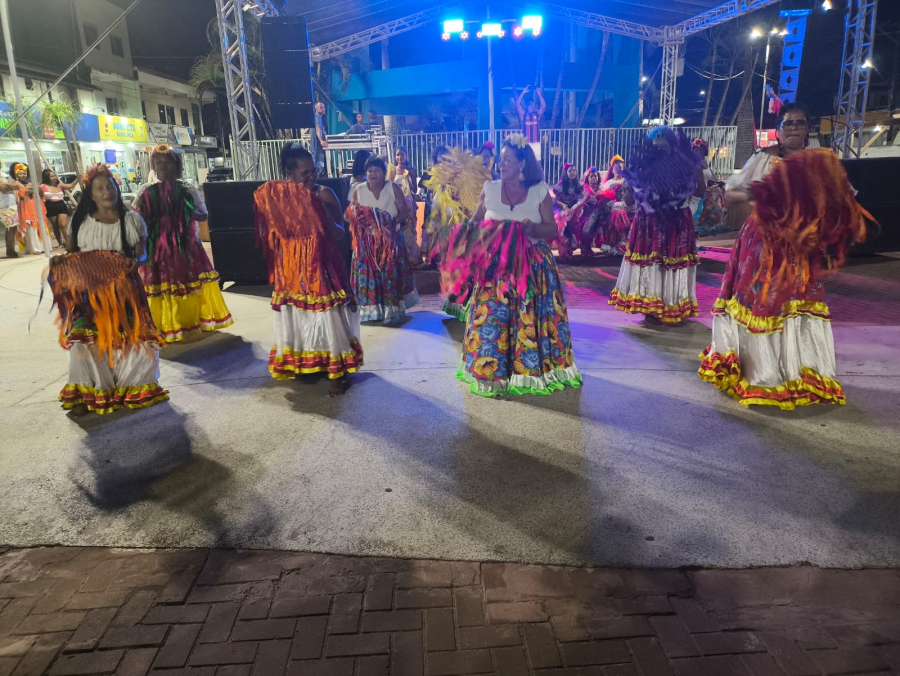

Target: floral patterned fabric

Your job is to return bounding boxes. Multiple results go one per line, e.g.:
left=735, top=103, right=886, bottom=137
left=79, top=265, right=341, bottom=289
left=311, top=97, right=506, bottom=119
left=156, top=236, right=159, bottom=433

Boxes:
left=458, top=240, right=582, bottom=396
left=694, top=183, right=729, bottom=237
left=347, top=204, right=419, bottom=324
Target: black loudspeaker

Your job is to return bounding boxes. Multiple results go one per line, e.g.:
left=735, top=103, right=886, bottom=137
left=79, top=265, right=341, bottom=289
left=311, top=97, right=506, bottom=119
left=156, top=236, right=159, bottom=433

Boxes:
left=794, top=10, right=845, bottom=117
left=205, top=178, right=352, bottom=284
left=841, top=158, right=900, bottom=255
left=260, top=16, right=315, bottom=130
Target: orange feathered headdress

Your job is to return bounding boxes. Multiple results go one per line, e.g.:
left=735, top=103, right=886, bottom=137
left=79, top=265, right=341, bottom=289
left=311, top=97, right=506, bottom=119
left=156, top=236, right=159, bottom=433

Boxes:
left=608, top=155, right=625, bottom=169
left=750, top=148, right=875, bottom=301
left=83, top=163, right=114, bottom=185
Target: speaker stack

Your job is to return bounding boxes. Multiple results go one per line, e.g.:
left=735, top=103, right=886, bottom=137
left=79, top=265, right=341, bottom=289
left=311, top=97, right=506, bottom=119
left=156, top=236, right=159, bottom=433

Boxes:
left=260, top=15, right=316, bottom=131
left=205, top=178, right=352, bottom=285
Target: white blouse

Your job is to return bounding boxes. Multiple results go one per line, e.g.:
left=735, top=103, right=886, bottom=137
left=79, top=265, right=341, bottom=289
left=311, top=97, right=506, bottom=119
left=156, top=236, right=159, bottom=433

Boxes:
left=76, top=211, right=146, bottom=254
left=355, top=182, right=399, bottom=218
left=482, top=180, right=548, bottom=223
left=725, top=151, right=778, bottom=194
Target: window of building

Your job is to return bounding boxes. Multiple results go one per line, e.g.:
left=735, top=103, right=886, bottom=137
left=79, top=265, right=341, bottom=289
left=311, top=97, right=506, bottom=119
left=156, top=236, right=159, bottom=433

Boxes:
left=110, top=35, right=124, bottom=58
left=141, top=101, right=147, bottom=121
left=106, top=97, right=119, bottom=115
left=158, top=104, right=166, bottom=123
left=191, top=103, right=202, bottom=132
left=83, top=24, right=99, bottom=49
left=166, top=106, right=175, bottom=125
left=180, top=108, right=189, bottom=127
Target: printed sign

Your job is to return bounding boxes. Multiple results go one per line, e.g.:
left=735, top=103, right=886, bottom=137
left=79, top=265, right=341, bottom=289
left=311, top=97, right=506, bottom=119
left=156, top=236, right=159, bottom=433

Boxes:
left=195, top=135, right=218, bottom=148
left=148, top=122, right=172, bottom=144
left=98, top=115, right=148, bottom=143
left=172, top=126, right=193, bottom=146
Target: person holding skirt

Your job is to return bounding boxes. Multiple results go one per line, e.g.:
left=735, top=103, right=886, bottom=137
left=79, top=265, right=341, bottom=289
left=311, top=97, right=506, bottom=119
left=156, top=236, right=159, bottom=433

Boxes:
left=133, top=145, right=233, bottom=342
left=53, top=164, right=167, bottom=417
left=446, top=134, right=581, bottom=397
left=255, top=144, right=362, bottom=397
left=608, top=127, right=705, bottom=324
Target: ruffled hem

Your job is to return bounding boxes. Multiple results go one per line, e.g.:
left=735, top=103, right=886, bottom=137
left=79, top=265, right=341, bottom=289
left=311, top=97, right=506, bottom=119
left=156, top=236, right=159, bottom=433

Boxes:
left=59, top=383, right=169, bottom=415
left=712, top=297, right=831, bottom=335
left=64, top=329, right=160, bottom=347
left=148, top=280, right=234, bottom=342
left=456, top=363, right=583, bottom=397
left=442, top=298, right=469, bottom=323
left=609, top=289, right=699, bottom=323
left=698, top=348, right=845, bottom=409
left=269, top=342, right=363, bottom=380
left=624, top=249, right=700, bottom=269
left=359, top=290, right=419, bottom=324
left=143, top=271, right=220, bottom=297
left=272, top=289, right=351, bottom=312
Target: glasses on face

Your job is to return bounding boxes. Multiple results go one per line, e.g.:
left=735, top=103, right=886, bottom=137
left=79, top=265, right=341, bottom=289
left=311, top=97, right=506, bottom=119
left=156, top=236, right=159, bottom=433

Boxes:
left=781, top=119, right=809, bottom=129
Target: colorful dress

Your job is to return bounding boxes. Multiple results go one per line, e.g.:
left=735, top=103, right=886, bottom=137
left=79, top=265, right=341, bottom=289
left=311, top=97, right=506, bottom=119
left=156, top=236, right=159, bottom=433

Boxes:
left=552, top=183, right=586, bottom=260
left=15, top=185, right=51, bottom=254
left=600, top=175, right=631, bottom=254
left=133, top=180, right=233, bottom=342
left=254, top=181, right=363, bottom=380
left=55, top=213, right=168, bottom=414
left=456, top=180, right=582, bottom=396
left=347, top=183, right=419, bottom=324
left=387, top=164, right=421, bottom=265
left=698, top=149, right=868, bottom=409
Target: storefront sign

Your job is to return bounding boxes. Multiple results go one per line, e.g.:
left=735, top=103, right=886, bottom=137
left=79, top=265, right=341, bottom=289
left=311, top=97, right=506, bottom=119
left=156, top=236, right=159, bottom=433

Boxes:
left=195, top=135, right=218, bottom=148
left=148, top=122, right=173, bottom=144
left=99, top=115, right=148, bottom=144
left=43, top=125, right=65, bottom=140
left=172, top=126, right=193, bottom=146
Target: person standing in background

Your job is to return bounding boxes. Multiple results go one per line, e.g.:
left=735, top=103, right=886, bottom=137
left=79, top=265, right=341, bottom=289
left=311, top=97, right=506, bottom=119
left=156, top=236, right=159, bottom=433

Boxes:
left=1, top=169, right=20, bottom=258
left=310, top=102, right=329, bottom=176
left=42, top=169, right=80, bottom=249
left=516, top=86, right=546, bottom=161
left=346, top=112, right=367, bottom=135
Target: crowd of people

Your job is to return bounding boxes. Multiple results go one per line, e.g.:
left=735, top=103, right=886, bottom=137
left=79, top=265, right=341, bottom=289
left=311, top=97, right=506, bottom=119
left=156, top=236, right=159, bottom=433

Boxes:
left=10, top=100, right=873, bottom=418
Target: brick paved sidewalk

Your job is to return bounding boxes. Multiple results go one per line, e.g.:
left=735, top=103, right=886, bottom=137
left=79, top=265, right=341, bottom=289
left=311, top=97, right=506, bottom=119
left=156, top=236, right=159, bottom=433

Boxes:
left=1, top=548, right=898, bottom=676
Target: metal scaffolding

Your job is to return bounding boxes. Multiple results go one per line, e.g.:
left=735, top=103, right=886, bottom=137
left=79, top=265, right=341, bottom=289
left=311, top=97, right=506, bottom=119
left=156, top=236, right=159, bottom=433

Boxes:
left=659, top=41, right=682, bottom=124
left=834, top=0, right=878, bottom=159
left=310, top=8, right=445, bottom=61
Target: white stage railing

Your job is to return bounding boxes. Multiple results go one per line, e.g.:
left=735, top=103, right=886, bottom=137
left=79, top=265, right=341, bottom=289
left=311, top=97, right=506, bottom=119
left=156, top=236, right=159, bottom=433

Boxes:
left=237, top=125, right=738, bottom=182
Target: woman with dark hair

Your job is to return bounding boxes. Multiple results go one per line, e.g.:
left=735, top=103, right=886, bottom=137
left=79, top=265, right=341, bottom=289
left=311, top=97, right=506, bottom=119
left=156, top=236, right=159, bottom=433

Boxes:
left=551, top=163, right=587, bottom=261
left=133, top=145, right=233, bottom=342
left=387, top=145, right=421, bottom=265
left=9, top=162, right=50, bottom=254
left=451, top=134, right=581, bottom=396
left=578, top=166, right=609, bottom=257
left=254, top=143, right=361, bottom=396
left=347, top=155, right=419, bottom=324
left=601, top=155, right=631, bottom=256
left=609, top=126, right=705, bottom=324
left=57, top=164, right=166, bottom=417
left=698, top=105, right=867, bottom=408
left=474, top=142, right=499, bottom=179
left=41, top=168, right=79, bottom=248
left=690, top=138, right=727, bottom=237
left=349, top=149, right=371, bottom=195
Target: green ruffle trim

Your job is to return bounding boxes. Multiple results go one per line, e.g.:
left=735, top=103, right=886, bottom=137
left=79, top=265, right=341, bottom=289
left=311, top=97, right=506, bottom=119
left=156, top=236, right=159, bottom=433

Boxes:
left=442, top=299, right=470, bottom=323
left=455, top=364, right=583, bottom=397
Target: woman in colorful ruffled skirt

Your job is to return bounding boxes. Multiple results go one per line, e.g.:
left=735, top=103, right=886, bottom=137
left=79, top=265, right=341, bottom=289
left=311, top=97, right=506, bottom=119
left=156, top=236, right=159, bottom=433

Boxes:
left=600, top=156, right=632, bottom=256
left=699, top=147, right=870, bottom=409
left=551, top=163, right=589, bottom=261
left=9, top=163, right=51, bottom=254
left=446, top=135, right=581, bottom=396
left=54, top=164, right=167, bottom=416
left=255, top=144, right=362, bottom=397
left=133, top=145, right=233, bottom=342
left=347, top=155, right=419, bottom=324
left=609, top=127, right=706, bottom=324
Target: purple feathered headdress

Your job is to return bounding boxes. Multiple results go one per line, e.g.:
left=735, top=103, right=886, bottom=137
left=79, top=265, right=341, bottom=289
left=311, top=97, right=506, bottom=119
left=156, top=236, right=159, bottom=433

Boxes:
left=623, top=127, right=701, bottom=213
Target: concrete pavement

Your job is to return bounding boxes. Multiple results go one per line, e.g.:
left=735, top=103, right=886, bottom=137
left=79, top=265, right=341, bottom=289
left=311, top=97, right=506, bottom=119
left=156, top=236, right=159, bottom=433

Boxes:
left=1, top=250, right=899, bottom=568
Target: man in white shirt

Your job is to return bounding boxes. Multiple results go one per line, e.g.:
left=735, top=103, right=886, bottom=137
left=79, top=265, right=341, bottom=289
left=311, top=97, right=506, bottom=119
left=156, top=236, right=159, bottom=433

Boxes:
left=0, top=170, right=20, bottom=258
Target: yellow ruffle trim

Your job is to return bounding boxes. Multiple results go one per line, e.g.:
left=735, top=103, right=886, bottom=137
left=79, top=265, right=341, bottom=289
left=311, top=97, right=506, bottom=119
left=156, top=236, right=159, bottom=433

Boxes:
left=148, top=280, right=234, bottom=343
left=271, top=288, right=350, bottom=311
left=144, top=271, right=220, bottom=297
left=712, top=297, right=831, bottom=335
left=624, top=248, right=700, bottom=268
left=698, top=349, right=846, bottom=410
left=609, top=289, right=699, bottom=323
left=59, top=383, right=169, bottom=415
left=269, top=342, right=363, bottom=381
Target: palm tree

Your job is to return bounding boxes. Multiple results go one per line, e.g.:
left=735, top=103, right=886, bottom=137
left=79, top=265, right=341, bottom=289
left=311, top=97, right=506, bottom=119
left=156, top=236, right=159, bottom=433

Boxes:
left=576, top=32, right=611, bottom=128
left=1, top=96, right=55, bottom=173
left=41, top=100, right=83, bottom=172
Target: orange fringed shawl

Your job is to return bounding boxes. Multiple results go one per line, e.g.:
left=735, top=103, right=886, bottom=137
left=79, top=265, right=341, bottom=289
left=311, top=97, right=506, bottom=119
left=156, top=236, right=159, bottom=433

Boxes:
left=750, top=149, right=874, bottom=302
left=254, top=181, right=352, bottom=311
left=49, top=250, right=161, bottom=363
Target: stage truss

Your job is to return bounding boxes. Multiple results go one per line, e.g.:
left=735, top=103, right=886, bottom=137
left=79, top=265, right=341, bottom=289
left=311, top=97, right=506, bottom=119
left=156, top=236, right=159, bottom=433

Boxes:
left=224, top=0, right=873, bottom=138
left=834, top=0, right=878, bottom=158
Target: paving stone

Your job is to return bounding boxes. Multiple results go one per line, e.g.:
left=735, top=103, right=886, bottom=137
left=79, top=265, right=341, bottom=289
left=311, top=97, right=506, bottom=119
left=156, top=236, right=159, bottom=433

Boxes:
left=250, top=638, right=290, bottom=676
left=669, top=598, right=720, bottom=633
left=271, top=596, right=332, bottom=618
left=649, top=616, right=699, bottom=658
left=152, top=622, right=201, bottom=669
left=0, top=580, right=57, bottom=600
left=392, top=630, right=424, bottom=676
left=306, top=576, right=366, bottom=596
left=629, top=637, right=676, bottom=676
left=560, top=641, right=631, bottom=667
left=485, top=601, right=548, bottom=624
left=327, top=593, right=362, bottom=634
left=238, top=595, right=272, bottom=621
left=197, top=552, right=284, bottom=586
left=692, top=632, right=765, bottom=655
left=189, top=642, right=259, bottom=666
left=47, top=649, right=123, bottom=675
left=522, top=622, right=562, bottom=668
left=671, top=655, right=751, bottom=676
left=13, top=612, right=86, bottom=635
left=286, top=658, right=354, bottom=676
left=80, top=560, right=125, bottom=593
left=33, top=580, right=83, bottom=615
left=99, top=624, right=169, bottom=649
left=356, top=654, right=390, bottom=676
left=0, top=635, right=36, bottom=658
left=425, top=609, right=455, bottom=652
left=587, top=616, right=654, bottom=639
left=458, top=624, right=521, bottom=649
left=216, top=666, right=252, bottom=676
left=361, top=610, right=421, bottom=633
left=396, top=562, right=453, bottom=589
left=198, top=602, right=240, bottom=644
left=452, top=587, right=484, bottom=627
left=363, top=574, right=394, bottom=612
left=290, top=616, right=328, bottom=660
left=740, top=653, right=788, bottom=676
left=110, top=591, right=156, bottom=628
left=449, top=562, right=481, bottom=588
left=494, top=646, right=528, bottom=676
left=614, top=597, right=673, bottom=616
left=602, top=664, right=641, bottom=676
left=113, top=648, right=156, bottom=676
left=757, top=632, right=820, bottom=676
left=187, top=584, right=255, bottom=605
left=425, top=649, right=493, bottom=676
left=64, top=607, right=117, bottom=652
left=0, top=657, right=18, bottom=676
left=10, top=633, right=70, bottom=676
left=806, top=647, right=888, bottom=675
left=0, top=598, right=38, bottom=635
left=483, top=564, right=574, bottom=602
left=325, top=632, right=390, bottom=657
left=396, top=589, right=452, bottom=610
left=144, top=603, right=210, bottom=624
left=231, top=618, right=296, bottom=641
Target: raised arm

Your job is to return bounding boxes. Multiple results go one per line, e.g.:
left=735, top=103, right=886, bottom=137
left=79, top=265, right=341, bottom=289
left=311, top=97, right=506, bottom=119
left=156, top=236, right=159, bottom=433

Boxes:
left=515, top=85, right=530, bottom=119
left=59, top=175, right=81, bottom=191
left=535, top=88, right=546, bottom=117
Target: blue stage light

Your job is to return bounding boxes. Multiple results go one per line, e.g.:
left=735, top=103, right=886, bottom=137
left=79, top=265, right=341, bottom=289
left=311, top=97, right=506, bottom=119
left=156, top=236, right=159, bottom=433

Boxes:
left=443, top=19, right=464, bottom=34
left=481, top=22, right=502, bottom=37
left=522, top=15, right=543, bottom=31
